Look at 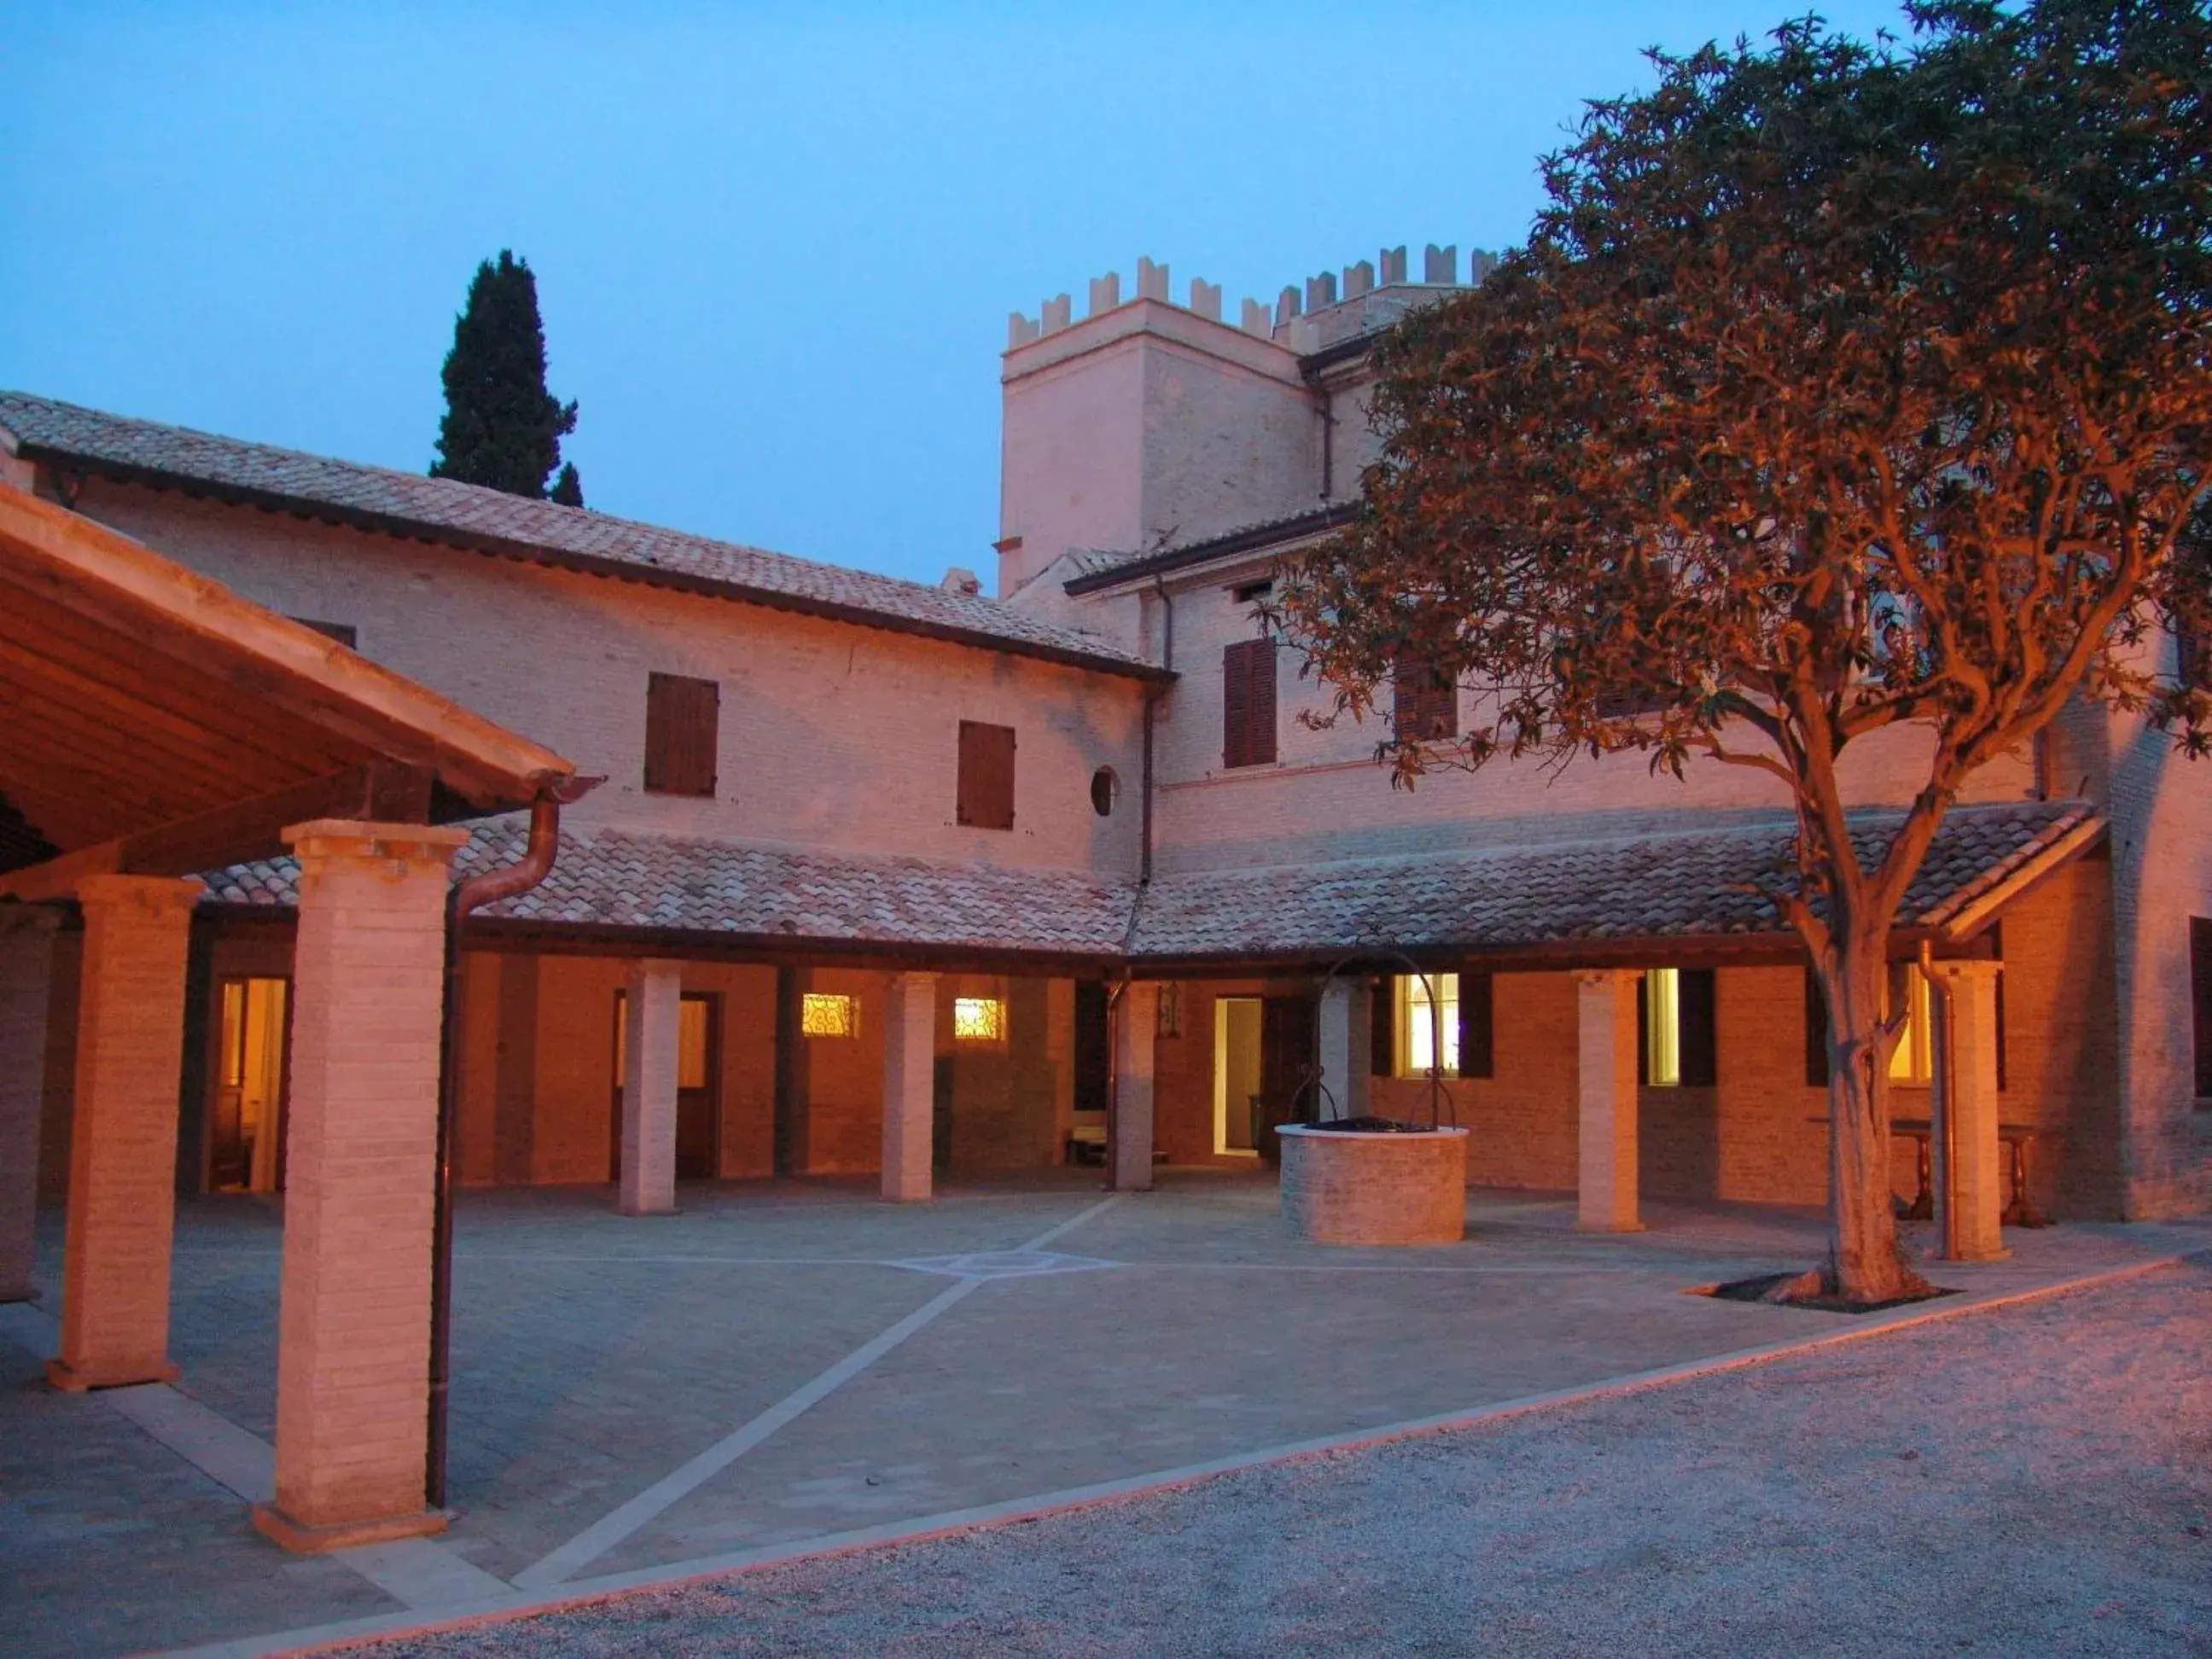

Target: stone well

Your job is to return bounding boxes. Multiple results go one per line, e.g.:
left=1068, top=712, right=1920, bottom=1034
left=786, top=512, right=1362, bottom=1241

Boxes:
left=1277, top=1124, right=1470, bottom=1246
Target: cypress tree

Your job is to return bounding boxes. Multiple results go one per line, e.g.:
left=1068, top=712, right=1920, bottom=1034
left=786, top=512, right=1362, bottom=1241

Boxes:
left=429, top=249, right=580, bottom=502
left=550, top=462, right=584, bottom=507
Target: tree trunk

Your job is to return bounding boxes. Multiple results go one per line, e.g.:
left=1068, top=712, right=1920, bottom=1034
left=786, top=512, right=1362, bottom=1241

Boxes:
left=1821, top=923, right=1915, bottom=1304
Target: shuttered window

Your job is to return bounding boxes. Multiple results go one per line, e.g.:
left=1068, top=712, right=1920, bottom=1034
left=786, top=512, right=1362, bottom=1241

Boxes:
left=956, top=720, right=1016, bottom=830
left=2194, top=917, right=2212, bottom=1100
left=1459, top=969, right=1495, bottom=1080
left=1805, top=968, right=1830, bottom=1086
left=1222, top=637, right=1278, bottom=769
left=644, top=672, right=719, bottom=797
left=1392, top=658, right=1456, bottom=742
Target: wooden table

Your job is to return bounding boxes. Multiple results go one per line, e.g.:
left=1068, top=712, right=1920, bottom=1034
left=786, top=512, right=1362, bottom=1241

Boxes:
left=1890, top=1117, right=2051, bottom=1228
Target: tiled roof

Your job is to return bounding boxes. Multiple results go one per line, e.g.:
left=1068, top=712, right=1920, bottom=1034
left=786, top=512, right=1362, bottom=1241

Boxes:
left=1062, top=502, right=1359, bottom=595
left=203, top=818, right=1141, bottom=958
left=0, top=392, right=1161, bottom=680
left=1125, top=800, right=2100, bottom=960
left=199, top=800, right=2098, bottom=963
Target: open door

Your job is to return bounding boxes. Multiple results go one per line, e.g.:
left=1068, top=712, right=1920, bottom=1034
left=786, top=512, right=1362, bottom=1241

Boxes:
left=210, top=976, right=290, bottom=1192
left=611, top=990, right=721, bottom=1181
left=1255, top=995, right=1315, bottom=1167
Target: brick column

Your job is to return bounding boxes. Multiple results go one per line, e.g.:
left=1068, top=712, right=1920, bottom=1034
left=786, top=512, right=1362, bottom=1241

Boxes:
left=1110, top=981, right=1160, bottom=1192
left=253, top=820, right=463, bottom=1553
left=1575, top=969, right=1644, bottom=1233
left=1315, top=975, right=1373, bottom=1122
left=617, top=960, right=684, bottom=1216
left=0, top=907, right=62, bottom=1305
left=49, top=876, right=198, bottom=1390
left=880, top=972, right=937, bottom=1202
left=1929, top=960, right=2008, bottom=1262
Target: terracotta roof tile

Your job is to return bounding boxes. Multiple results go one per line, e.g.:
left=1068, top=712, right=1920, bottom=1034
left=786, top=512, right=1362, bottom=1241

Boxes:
left=1126, top=800, right=2099, bottom=960
left=198, top=800, right=2098, bottom=964
left=0, top=391, right=1159, bottom=678
left=202, top=819, right=1139, bottom=958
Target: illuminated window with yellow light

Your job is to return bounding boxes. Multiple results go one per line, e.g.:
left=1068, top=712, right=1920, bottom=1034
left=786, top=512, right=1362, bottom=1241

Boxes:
left=1395, top=973, right=1459, bottom=1076
left=612, top=991, right=713, bottom=1089
left=800, top=992, right=857, bottom=1039
left=1644, top=968, right=1683, bottom=1086
left=1888, top=964, right=1934, bottom=1084
left=952, top=996, right=1004, bottom=1041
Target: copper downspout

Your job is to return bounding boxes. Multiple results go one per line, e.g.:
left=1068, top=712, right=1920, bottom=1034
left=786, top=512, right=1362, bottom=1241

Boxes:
left=1920, top=940, right=1959, bottom=1261
left=427, top=779, right=597, bottom=1509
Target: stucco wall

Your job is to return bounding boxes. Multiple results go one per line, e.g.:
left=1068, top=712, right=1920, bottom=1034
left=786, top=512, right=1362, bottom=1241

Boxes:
left=71, top=480, right=1150, bottom=880
left=1142, top=562, right=2040, bottom=874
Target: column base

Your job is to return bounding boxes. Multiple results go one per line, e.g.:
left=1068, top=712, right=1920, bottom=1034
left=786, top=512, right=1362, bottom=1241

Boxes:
left=1574, top=1220, right=1647, bottom=1234
left=1937, top=1245, right=2013, bottom=1264
left=614, top=1202, right=680, bottom=1218
left=252, top=1502, right=449, bottom=1554
left=45, top=1356, right=178, bottom=1392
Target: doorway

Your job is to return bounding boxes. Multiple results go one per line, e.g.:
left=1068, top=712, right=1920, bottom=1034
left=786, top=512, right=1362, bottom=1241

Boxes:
left=611, top=990, right=721, bottom=1180
left=1213, top=996, right=1262, bottom=1156
left=210, top=975, right=289, bottom=1192
left=1256, top=995, right=1316, bottom=1165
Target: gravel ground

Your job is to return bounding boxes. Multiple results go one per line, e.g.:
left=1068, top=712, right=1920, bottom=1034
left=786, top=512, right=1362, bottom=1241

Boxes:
left=359, top=1260, right=2212, bottom=1658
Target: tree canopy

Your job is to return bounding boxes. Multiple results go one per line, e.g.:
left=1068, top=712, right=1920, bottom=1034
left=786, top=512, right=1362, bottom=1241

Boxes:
left=1271, top=0, right=2212, bottom=1301
left=429, top=249, right=583, bottom=504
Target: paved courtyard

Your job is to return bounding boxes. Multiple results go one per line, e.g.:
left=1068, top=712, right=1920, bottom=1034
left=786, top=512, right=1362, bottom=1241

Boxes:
left=0, top=1171, right=2201, bottom=1658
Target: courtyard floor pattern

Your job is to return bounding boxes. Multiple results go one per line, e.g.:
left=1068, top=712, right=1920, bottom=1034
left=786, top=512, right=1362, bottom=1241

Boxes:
left=0, top=1171, right=2199, bottom=1658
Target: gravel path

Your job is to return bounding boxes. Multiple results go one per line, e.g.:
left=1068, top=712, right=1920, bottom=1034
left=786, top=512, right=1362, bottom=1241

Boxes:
left=360, top=1260, right=2212, bottom=1658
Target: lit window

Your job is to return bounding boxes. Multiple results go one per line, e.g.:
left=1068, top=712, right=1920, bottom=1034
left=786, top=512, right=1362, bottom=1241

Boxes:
left=1888, top=965, right=1934, bottom=1084
left=952, top=997, right=1004, bottom=1041
left=800, top=992, right=857, bottom=1039
left=1396, top=973, right=1459, bottom=1076
left=1644, top=968, right=1681, bottom=1087
left=613, top=991, right=713, bottom=1088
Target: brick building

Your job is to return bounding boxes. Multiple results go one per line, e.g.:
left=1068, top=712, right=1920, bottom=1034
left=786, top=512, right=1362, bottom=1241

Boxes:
left=4, top=239, right=2209, bottom=1254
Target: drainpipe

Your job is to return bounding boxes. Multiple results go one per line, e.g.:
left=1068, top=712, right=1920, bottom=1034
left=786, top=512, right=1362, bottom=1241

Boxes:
left=426, top=777, right=598, bottom=1510
left=1920, top=940, right=1958, bottom=1261
left=1143, top=576, right=1176, bottom=886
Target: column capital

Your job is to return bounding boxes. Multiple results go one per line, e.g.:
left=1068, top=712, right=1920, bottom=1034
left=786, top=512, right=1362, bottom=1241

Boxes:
left=628, top=957, right=687, bottom=981
left=281, top=819, right=469, bottom=868
left=73, top=874, right=201, bottom=915
left=1575, top=966, right=1644, bottom=988
left=1924, top=958, right=2004, bottom=984
left=890, top=969, right=940, bottom=990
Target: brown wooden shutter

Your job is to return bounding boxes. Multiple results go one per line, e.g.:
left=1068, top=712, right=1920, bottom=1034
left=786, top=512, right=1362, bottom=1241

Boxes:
left=1804, top=967, right=1830, bottom=1086
left=956, top=720, right=1016, bottom=830
left=2192, top=917, right=2212, bottom=1098
left=1679, top=968, right=1717, bottom=1087
left=1222, top=637, right=1277, bottom=769
left=1458, top=969, right=1494, bottom=1080
left=1370, top=978, right=1395, bottom=1076
left=645, top=672, right=719, bottom=797
left=1393, top=658, right=1456, bottom=742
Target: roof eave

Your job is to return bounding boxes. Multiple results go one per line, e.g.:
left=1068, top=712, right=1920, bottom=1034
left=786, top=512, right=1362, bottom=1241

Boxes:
left=1062, top=502, right=1361, bottom=597
left=16, top=440, right=1171, bottom=684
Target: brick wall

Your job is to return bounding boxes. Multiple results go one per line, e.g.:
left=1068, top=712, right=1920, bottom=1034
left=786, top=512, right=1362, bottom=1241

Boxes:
left=72, top=480, right=1150, bottom=882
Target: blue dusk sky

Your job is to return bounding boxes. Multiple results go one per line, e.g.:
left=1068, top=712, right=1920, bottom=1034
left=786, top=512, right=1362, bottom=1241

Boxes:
left=3, top=2, right=1909, bottom=587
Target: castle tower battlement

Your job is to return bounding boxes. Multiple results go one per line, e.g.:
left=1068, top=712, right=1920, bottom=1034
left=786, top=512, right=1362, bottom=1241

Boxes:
left=998, top=241, right=1501, bottom=602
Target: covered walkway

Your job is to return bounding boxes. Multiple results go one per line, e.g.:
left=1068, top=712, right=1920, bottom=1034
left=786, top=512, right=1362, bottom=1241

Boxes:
left=0, top=480, right=575, bottom=1553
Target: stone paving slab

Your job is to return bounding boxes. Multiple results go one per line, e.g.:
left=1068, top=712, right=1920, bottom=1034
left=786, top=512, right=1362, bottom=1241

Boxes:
left=1, top=1175, right=2198, bottom=1659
